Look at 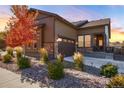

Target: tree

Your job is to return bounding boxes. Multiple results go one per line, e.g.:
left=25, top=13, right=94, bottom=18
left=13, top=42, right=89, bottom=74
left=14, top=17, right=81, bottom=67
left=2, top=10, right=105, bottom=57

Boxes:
left=0, top=32, right=7, bottom=50
left=5, top=5, right=38, bottom=48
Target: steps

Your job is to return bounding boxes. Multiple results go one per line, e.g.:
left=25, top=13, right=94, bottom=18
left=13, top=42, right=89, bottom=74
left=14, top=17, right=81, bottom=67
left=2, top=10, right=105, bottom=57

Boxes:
left=105, top=53, right=113, bottom=59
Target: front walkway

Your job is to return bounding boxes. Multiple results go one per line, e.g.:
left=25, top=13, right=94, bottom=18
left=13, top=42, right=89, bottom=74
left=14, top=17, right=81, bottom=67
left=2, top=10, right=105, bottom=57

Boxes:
left=0, top=68, right=40, bottom=88
left=64, top=56, right=124, bottom=74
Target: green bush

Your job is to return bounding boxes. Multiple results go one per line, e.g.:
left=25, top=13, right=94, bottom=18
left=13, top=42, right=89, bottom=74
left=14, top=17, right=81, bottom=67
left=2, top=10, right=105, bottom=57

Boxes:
left=3, top=53, right=12, bottom=63
left=107, top=75, right=124, bottom=88
left=17, top=57, right=30, bottom=69
left=48, top=61, right=64, bottom=80
left=100, top=63, right=118, bottom=78
left=6, top=47, right=13, bottom=56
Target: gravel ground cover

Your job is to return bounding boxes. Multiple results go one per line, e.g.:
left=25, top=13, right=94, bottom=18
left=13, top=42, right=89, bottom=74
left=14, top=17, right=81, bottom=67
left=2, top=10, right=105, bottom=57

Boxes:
left=0, top=60, right=109, bottom=88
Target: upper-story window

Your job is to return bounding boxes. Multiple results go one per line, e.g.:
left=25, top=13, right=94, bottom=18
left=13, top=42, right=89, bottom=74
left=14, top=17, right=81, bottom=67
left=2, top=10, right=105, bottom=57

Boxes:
left=85, top=35, right=91, bottom=47
left=78, top=36, right=84, bottom=47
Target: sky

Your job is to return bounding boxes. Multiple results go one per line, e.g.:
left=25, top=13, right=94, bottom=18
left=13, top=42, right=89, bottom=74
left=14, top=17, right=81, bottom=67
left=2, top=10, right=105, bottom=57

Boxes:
left=0, top=5, right=124, bottom=42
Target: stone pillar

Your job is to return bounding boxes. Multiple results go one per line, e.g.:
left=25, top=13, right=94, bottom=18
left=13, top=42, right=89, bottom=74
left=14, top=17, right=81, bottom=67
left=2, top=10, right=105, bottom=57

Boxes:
left=54, top=41, right=58, bottom=58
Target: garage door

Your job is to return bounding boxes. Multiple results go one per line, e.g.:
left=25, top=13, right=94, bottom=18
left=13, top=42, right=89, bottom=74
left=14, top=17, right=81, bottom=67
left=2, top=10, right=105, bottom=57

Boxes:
left=58, top=38, right=75, bottom=57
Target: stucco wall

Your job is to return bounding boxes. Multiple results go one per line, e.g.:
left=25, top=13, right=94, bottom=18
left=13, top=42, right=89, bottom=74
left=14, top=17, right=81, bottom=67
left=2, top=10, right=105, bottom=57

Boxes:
left=54, top=19, right=77, bottom=57
left=55, top=19, right=77, bottom=40
left=77, top=26, right=105, bottom=35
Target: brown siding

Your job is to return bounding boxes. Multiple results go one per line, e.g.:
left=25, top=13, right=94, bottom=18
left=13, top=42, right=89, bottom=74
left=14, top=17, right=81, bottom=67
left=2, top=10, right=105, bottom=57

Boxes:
left=77, top=26, right=105, bottom=35
left=38, top=17, right=55, bottom=42
left=25, top=14, right=55, bottom=59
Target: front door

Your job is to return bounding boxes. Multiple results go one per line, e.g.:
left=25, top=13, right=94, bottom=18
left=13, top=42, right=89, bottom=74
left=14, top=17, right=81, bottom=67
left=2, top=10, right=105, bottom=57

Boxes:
left=93, top=34, right=104, bottom=51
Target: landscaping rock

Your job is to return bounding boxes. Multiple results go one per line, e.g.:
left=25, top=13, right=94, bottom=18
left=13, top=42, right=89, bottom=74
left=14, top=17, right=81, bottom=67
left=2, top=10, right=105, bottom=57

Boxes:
left=0, top=60, right=109, bottom=88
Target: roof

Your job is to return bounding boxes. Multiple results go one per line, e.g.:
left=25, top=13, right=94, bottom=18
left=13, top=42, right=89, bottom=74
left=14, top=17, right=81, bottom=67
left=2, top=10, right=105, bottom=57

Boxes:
left=30, top=8, right=110, bottom=29
left=72, top=20, right=88, bottom=27
left=79, top=18, right=110, bottom=28
left=30, top=8, right=77, bottom=29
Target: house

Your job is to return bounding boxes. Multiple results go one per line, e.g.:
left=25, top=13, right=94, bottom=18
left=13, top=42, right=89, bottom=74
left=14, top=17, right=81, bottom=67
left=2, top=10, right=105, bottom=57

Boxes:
left=25, top=8, right=111, bottom=59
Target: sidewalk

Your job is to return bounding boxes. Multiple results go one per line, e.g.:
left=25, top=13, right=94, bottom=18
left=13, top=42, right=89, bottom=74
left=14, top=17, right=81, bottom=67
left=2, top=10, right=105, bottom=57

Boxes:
left=0, top=68, right=40, bottom=88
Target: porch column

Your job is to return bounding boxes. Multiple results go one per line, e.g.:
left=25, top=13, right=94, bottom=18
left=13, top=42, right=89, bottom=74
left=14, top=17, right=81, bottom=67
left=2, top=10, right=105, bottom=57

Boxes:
left=91, top=34, right=94, bottom=48
left=103, top=33, right=106, bottom=51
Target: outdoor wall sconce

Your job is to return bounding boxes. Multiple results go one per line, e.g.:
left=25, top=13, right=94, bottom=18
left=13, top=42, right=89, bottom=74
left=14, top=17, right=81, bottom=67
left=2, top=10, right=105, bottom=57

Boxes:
left=56, top=38, right=62, bottom=42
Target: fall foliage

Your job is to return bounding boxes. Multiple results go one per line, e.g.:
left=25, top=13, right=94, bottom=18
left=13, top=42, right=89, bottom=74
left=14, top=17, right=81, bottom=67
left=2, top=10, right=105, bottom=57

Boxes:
left=6, top=5, right=38, bottom=47
left=0, top=31, right=6, bottom=49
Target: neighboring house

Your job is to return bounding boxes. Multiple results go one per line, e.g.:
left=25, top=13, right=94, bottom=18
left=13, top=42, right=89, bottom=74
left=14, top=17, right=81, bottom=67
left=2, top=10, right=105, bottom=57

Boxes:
left=25, top=8, right=111, bottom=59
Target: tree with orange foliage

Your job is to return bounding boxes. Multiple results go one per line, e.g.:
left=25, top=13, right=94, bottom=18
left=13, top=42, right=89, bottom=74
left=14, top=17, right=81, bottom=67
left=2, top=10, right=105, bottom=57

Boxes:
left=6, top=5, right=38, bottom=47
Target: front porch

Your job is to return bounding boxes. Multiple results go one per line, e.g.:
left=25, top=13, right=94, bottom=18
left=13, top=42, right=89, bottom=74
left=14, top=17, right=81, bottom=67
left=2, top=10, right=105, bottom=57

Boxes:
left=77, top=33, right=107, bottom=53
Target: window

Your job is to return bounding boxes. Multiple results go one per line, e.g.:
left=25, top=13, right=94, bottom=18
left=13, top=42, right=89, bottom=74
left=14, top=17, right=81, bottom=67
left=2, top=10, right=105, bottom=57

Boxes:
left=85, top=35, right=91, bottom=47
left=99, top=40, right=103, bottom=46
left=33, top=42, right=37, bottom=49
left=78, top=36, right=84, bottom=47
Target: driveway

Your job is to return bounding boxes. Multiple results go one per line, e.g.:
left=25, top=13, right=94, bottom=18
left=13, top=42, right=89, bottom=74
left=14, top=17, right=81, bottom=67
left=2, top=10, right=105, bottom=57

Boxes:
left=64, top=56, right=124, bottom=74
left=0, top=68, right=40, bottom=88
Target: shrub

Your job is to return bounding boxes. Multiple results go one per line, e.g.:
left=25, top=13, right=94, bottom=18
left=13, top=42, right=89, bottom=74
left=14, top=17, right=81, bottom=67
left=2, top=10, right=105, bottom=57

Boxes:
left=73, top=52, right=84, bottom=71
left=100, top=63, right=118, bottom=78
left=17, top=57, right=30, bottom=69
left=39, top=48, right=49, bottom=64
left=14, top=46, right=23, bottom=59
left=107, top=75, right=124, bottom=88
left=56, top=53, right=64, bottom=63
left=3, top=53, right=12, bottom=63
left=48, top=61, right=64, bottom=80
left=6, top=46, right=13, bottom=56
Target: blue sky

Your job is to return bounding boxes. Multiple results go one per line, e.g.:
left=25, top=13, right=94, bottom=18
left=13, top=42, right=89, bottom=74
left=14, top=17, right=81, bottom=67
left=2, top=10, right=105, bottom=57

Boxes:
left=0, top=5, right=124, bottom=42
left=30, top=5, right=124, bottom=30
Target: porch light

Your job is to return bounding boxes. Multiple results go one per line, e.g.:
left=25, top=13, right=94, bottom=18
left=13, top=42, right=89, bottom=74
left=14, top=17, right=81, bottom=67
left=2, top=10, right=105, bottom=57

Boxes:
left=75, top=42, right=78, bottom=45
left=56, top=38, right=62, bottom=42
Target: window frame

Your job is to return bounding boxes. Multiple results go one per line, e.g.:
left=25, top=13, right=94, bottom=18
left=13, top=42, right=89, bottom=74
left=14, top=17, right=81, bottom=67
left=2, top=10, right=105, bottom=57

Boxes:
left=77, top=34, right=92, bottom=48
left=84, top=34, right=91, bottom=48
left=77, top=35, right=84, bottom=48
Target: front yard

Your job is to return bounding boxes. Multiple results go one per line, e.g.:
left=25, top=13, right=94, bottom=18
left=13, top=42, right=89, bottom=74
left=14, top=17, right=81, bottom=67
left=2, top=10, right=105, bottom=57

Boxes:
left=0, top=60, right=109, bottom=88
left=0, top=47, right=124, bottom=88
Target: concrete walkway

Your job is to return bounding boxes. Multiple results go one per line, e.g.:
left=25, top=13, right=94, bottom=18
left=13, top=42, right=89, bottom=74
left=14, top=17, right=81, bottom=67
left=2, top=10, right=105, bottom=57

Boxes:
left=0, top=68, right=40, bottom=88
left=64, top=56, right=124, bottom=74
